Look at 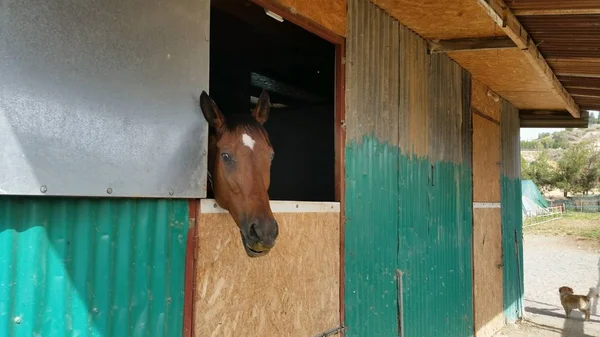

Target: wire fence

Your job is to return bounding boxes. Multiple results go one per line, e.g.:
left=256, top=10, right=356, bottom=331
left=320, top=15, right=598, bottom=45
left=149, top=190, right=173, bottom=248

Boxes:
left=551, top=197, right=600, bottom=213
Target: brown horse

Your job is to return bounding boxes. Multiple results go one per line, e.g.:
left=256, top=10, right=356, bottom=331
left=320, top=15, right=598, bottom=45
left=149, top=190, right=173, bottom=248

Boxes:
left=199, top=89, right=278, bottom=257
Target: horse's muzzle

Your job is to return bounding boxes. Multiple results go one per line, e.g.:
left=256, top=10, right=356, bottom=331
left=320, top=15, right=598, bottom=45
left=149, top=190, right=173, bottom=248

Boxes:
left=239, top=218, right=278, bottom=257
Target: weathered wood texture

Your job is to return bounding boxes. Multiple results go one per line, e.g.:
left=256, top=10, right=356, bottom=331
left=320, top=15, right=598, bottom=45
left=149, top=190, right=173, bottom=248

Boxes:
left=473, top=114, right=501, bottom=202
left=473, top=209, right=504, bottom=337
left=472, top=79, right=504, bottom=336
left=472, top=79, right=501, bottom=122
left=193, top=209, right=340, bottom=336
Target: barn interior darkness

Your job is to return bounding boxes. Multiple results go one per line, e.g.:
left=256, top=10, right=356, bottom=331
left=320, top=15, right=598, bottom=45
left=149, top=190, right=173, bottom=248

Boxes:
left=209, top=0, right=336, bottom=202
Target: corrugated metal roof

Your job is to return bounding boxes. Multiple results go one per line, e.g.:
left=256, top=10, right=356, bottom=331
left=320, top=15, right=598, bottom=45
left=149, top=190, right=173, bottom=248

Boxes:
left=508, top=1, right=600, bottom=111
left=509, top=0, right=600, bottom=12
left=518, top=15, right=600, bottom=58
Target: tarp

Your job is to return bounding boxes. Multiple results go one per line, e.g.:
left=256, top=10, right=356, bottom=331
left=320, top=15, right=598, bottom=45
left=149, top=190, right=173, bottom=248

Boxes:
left=521, top=180, right=549, bottom=214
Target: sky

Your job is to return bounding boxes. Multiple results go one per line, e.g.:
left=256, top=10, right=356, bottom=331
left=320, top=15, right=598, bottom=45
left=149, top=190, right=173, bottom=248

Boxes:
left=519, top=110, right=599, bottom=141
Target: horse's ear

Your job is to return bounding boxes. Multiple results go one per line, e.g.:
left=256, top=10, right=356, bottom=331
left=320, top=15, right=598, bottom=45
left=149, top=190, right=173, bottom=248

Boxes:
left=252, top=90, right=270, bottom=125
left=200, top=91, right=225, bottom=129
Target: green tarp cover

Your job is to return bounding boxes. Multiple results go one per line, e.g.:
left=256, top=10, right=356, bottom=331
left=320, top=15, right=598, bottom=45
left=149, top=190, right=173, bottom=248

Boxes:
left=521, top=180, right=549, bottom=212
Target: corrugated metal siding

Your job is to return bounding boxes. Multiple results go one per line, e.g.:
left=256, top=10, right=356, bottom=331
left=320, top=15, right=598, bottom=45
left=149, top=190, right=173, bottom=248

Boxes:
left=344, top=1, right=400, bottom=334
left=344, top=1, right=474, bottom=336
left=0, top=197, right=189, bottom=337
left=500, top=100, right=524, bottom=322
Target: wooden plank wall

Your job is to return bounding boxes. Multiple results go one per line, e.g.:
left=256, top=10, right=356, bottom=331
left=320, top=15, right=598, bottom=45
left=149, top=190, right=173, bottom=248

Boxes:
left=193, top=202, right=340, bottom=336
left=471, top=79, right=504, bottom=337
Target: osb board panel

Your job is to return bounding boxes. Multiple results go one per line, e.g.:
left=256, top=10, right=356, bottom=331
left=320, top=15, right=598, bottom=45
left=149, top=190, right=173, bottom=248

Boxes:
left=496, top=91, right=567, bottom=110
left=473, top=209, right=504, bottom=337
left=449, top=49, right=567, bottom=110
left=473, top=114, right=501, bottom=202
left=371, top=0, right=506, bottom=40
left=548, top=58, right=600, bottom=77
left=472, top=79, right=501, bottom=121
left=271, top=0, right=346, bottom=37
left=194, top=212, right=340, bottom=336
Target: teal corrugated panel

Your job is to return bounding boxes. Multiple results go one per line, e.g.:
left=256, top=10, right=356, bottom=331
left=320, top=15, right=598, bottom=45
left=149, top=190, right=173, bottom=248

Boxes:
left=398, top=158, right=474, bottom=337
left=0, top=197, right=189, bottom=337
left=345, top=1, right=474, bottom=335
left=502, top=177, right=524, bottom=322
left=344, top=137, right=400, bottom=337
left=501, top=100, right=525, bottom=322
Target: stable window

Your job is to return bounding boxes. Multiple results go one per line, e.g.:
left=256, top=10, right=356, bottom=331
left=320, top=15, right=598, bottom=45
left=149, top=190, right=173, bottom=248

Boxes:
left=208, top=0, right=337, bottom=202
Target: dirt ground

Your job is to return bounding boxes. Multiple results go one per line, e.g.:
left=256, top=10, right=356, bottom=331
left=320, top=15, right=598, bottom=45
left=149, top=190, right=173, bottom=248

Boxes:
left=494, top=234, right=600, bottom=337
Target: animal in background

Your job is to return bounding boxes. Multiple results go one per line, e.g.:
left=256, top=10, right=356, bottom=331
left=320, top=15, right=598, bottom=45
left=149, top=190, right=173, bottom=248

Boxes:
left=558, top=286, right=599, bottom=321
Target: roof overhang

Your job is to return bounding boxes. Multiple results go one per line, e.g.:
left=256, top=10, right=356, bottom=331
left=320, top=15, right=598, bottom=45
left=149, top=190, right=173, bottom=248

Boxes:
left=371, top=0, right=589, bottom=126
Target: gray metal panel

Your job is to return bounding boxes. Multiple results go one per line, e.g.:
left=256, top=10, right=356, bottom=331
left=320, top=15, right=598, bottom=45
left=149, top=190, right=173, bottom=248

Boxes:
left=0, top=0, right=210, bottom=198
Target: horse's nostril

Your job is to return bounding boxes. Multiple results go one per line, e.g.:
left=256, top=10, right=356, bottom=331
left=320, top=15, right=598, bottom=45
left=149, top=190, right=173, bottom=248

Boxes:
left=249, top=223, right=260, bottom=241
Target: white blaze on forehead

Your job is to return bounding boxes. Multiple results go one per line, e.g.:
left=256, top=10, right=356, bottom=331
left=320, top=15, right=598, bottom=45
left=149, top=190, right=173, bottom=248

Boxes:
left=242, top=133, right=255, bottom=150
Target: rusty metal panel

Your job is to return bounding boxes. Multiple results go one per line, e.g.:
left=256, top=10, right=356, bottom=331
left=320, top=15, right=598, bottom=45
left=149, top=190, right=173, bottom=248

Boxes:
left=0, top=0, right=210, bottom=198
left=0, top=197, right=190, bottom=337
left=501, top=100, right=524, bottom=323
left=501, top=101, right=520, bottom=180
left=345, top=1, right=474, bottom=336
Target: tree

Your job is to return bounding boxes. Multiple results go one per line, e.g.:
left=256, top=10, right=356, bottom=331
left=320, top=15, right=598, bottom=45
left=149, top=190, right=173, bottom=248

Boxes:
left=576, top=146, right=600, bottom=195
left=551, top=133, right=569, bottom=149
left=521, top=155, right=532, bottom=179
left=520, top=140, right=541, bottom=150
left=553, top=143, right=590, bottom=197
left=525, top=149, right=555, bottom=193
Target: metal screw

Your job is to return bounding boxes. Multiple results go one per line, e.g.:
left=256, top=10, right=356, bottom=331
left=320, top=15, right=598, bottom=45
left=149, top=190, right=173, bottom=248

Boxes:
left=106, top=188, right=112, bottom=194
left=40, top=185, right=47, bottom=193
left=14, top=316, right=21, bottom=324
left=169, top=190, right=174, bottom=196
left=202, top=150, right=206, bottom=155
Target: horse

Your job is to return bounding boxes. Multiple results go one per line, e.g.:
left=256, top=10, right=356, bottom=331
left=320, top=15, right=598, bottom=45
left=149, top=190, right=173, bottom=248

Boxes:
left=199, top=89, right=278, bottom=257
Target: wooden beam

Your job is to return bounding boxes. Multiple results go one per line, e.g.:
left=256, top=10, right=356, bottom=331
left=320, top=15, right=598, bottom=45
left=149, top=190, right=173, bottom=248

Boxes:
left=513, top=8, right=600, bottom=16
left=428, top=37, right=516, bottom=54
left=520, top=110, right=589, bottom=128
left=475, top=0, right=581, bottom=118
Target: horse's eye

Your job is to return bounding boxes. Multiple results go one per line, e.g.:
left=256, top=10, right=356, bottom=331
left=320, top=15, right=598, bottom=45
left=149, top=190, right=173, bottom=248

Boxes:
left=270, top=153, right=275, bottom=161
left=221, top=153, right=233, bottom=163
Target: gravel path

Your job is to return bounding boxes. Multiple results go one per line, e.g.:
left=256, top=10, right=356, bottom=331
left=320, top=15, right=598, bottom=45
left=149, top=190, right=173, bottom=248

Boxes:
left=495, top=235, right=600, bottom=337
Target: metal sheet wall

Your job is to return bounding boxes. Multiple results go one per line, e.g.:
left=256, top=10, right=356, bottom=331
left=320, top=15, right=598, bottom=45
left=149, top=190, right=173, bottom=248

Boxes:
left=0, top=197, right=189, bottom=337
left=344, top=1, right=473, bottom=336
left=500, top=100, right=524, bottom=322
left=0, top=0, right=210, bottom=198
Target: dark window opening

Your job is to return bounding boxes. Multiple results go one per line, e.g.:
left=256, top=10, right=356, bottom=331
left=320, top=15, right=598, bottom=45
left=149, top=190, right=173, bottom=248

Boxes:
left=208, top=0, right=336, bottom=202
